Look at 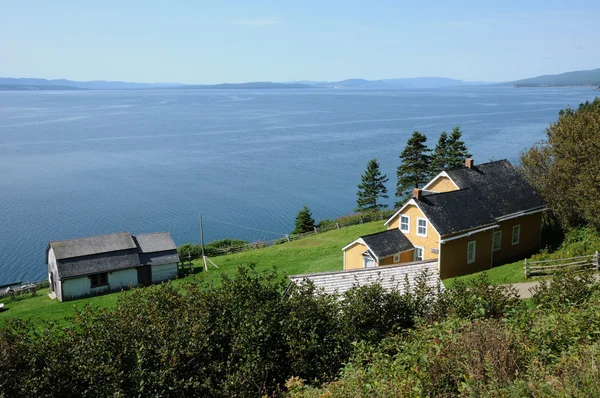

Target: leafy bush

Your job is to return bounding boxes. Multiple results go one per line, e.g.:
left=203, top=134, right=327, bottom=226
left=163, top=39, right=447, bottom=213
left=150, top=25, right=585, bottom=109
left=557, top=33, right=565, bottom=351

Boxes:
left=531, top=271, right=597, bottom=309
left=177, top=238, right=249, bottom=260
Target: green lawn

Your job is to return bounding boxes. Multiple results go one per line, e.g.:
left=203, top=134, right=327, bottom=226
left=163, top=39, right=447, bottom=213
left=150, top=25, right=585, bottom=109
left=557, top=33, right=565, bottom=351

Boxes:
left=443, top=259, right=528, bottom=287
left=0, top=221, right=386, bottom=325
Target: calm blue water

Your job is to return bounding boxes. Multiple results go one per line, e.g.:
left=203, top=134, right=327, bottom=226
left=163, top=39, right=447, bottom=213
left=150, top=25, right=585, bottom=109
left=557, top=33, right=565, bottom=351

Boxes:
left=0, top=87, right=596, bottom=284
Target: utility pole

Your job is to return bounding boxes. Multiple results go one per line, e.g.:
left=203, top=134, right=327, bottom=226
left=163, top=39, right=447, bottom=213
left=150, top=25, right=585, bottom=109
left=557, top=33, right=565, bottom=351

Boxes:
left=199, top=212, right=219, bottom=272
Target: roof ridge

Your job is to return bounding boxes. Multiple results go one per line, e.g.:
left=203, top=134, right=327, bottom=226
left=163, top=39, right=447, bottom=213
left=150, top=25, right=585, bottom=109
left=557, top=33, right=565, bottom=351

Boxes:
left=360, top=228, right=401, bottom=239
left=50, top=231, right=131, bottom=244
left=445, top=158, right=510, bottom=173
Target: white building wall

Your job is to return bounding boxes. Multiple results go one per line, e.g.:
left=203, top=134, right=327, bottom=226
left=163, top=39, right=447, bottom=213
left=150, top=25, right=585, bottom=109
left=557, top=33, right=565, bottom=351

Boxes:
left=151, top=263, right=178, bottom=283
left=47, top=248, right=62, bottom=301
left=61, top=268, right=139, bottom=301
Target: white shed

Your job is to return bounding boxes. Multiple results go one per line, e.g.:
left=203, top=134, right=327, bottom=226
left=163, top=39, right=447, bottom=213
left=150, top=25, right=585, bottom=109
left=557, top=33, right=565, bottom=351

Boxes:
left=47, top=231, right=180, bottom=302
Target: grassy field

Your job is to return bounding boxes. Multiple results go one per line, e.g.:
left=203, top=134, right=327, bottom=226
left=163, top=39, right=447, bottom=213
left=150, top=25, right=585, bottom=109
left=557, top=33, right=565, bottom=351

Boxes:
left=443, top=259, right=527, bottom=287
left=0, top=221, right=386, bottom=325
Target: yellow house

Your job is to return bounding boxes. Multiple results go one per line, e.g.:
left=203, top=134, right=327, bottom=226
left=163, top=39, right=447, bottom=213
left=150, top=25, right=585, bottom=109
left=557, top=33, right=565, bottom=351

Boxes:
left=343, top=159, right=547, bottom=279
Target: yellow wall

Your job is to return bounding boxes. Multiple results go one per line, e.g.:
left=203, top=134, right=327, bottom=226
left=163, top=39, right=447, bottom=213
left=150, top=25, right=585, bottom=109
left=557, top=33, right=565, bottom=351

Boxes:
left=427, top=176, right=458, bottom=193
left=380, top=250, right=415, bottom=265
left=492, top=212, right=543, bottom=266
left=439, top=228, right=494, bottom=279
left=388, top=216, right=400, bottom=229
left=344, top=241, right=369, bottom=270
left=398, top=204, right=440, bottom=261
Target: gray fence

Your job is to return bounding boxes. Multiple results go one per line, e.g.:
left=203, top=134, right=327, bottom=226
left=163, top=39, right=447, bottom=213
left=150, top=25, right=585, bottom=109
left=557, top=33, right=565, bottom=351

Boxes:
left=524, top=251, right=599, bottom=277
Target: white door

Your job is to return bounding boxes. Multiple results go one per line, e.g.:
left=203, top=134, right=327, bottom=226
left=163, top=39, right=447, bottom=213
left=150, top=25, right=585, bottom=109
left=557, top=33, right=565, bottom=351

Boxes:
left=364, top=256, right=375, bottom=268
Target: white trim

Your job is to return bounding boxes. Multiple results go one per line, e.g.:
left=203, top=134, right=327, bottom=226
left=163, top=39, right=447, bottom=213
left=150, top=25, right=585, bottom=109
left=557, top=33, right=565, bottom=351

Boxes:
left=363, top=255, right=375, bottom=268
left=416, top=218, right=428, bottom=237
left=413, top=246, right=424, bottom=261
left=512, top=224, right=521, bottom=245
left=496, top=206, right=547, bottom=222
left=384, top=199, right=417, bottom=226
left=393, top=254, right=400, bottom=263
left=467, top=240, right=476, bottom=264
left=422, top=171, right=460, bottom=191
left=492, top=230, right=502, bottom=252
left=342, top=238, right=366, bottom=252
left=439, top=224, right=499, bottom=244
left=400, top=214, right=410, bottom=233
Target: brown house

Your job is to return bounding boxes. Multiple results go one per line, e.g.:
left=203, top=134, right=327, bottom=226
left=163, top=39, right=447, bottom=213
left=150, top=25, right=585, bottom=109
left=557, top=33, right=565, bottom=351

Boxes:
left=342, top=159, right=547, bottom=279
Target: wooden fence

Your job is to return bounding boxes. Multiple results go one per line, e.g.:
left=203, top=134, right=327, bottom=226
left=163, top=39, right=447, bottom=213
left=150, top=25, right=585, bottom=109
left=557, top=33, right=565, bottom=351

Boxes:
left=524, top=251, right=599, bottom=277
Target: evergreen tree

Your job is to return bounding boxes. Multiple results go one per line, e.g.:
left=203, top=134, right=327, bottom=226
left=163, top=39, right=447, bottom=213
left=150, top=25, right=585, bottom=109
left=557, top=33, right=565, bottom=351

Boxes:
left=429, top=131, right=449, bottom=175
left=446, top=127, right=472, bottom=169
left=292, top=206, right=316, bottom=234
left=395, top=131, right=431, bottom=206
left=355, top=158, right=389, bottom=212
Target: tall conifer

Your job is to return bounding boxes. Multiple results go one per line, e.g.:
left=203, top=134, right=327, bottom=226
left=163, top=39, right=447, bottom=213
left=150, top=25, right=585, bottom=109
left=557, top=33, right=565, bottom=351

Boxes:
left=429, top=131, right=449, bottom=175
left=292, top=206, right=316, bottom=234
left=446, top=127, right=471, bottom=169
left=356, top=158, right=389, bottom=212
left=395, top=131, right=430, bottom=206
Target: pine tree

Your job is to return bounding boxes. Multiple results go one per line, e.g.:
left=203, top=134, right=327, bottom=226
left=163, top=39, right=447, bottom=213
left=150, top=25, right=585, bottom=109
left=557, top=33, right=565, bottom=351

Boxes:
left=292, top=206, right=316, bottom=234
left=429, top=131, right=449, bottom=175
left=356, top=158, right=389, bottom=212
left=396, top=131, right=431, bottom=206
left=446, top=127, right=472, bottom=169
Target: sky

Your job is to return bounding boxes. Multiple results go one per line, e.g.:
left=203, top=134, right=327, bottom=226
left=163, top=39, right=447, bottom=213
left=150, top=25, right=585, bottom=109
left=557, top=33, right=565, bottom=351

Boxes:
left=1, top=0, right=599, bottom=84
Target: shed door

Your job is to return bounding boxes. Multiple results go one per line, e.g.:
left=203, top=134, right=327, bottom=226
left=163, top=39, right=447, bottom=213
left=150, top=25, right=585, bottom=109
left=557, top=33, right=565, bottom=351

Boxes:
left=137, top=265, right=152, bottom=286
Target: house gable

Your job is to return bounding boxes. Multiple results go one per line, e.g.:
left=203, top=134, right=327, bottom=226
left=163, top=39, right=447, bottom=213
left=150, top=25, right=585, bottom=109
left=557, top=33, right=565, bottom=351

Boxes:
left=422, top=171, right=459, bottom=193
left=343, top=240, right=371, bottom=270
left=399, top=204, right=440, bottom=261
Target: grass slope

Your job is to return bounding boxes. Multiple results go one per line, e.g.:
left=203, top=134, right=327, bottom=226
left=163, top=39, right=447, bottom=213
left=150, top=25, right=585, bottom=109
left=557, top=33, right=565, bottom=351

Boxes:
left=0, top=221, right=385, bottom=325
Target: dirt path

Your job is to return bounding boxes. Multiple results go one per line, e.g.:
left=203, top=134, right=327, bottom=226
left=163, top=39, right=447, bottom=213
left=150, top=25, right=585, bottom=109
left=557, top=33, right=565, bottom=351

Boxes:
left=504, top=273, right=600, bottom=299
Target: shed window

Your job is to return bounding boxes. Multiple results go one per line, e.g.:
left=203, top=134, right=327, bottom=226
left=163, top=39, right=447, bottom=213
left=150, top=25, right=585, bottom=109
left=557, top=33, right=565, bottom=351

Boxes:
left=493, top=230, right=502, bottom=252
left=400, top=215, right=410, bottom=232
left=512, top=224, right=521, bottom=245
left=393, top=254, right=400, bottom=263
left=417, top=218, right=427, bottom=237
left=90, top=272, right=108, bottom=288
left=414, top=247, right=424, bottom=261
left=467, top=241, right=476, bottom=264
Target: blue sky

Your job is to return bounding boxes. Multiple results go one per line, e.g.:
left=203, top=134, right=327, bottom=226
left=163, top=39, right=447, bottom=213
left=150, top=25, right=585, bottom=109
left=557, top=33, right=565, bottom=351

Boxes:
left=1, top=0, right=599, bottom=84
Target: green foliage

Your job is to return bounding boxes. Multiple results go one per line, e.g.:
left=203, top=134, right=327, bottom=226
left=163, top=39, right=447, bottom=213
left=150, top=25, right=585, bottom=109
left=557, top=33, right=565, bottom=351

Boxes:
left=292, top=206, right=317, bottom=235
left=355, top=158, right=389, bottom=212
left=178, top=238, right=249, bottom=259
left=395, top=131, right=431, bottom=206
left=445, top=126, right=471, bottom=169
left=520, top=97, right=600, bottom=230
left=429, top=130, right=449, bottom=175
left=531, top=271, right=597, bottom=309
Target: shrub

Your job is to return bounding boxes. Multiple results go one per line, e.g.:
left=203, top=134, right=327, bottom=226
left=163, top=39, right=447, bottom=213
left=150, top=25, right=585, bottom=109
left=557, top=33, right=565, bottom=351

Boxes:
left=531, top=271, right=597, bottom=309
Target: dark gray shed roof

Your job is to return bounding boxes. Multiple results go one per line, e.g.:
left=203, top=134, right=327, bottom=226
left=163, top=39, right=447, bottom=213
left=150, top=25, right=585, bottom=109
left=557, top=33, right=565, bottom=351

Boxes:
left=133, top=232, right=177, bottom=253
left=445, top=160, right=546, bottom=217
left=417, top=189, right=497, bottom=236
left=361, top=229, right=414, bottom=259
left=50, top=232, right=137, bottom=260
left=138, top=252, right=180, bottom=266
left=57, top=250, right=141, bottom=279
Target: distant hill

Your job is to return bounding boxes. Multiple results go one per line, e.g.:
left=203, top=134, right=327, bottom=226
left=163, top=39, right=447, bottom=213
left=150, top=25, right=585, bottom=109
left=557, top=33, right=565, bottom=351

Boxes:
left=0, top=77, right=181, bottom=90
left=314, top=77, right=482, bottom=89
left=178, top=82, right=313, bottom=89
left=511, top=68, right=600, bottom=87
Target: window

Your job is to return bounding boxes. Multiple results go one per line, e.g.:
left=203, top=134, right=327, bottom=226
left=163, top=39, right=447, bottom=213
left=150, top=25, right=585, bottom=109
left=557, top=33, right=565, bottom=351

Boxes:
left=493, top=230, right=502, bottom=252
left=512, top=224, right=521, bottom=245
left=400, top=215, right=410, bottom=232
left=393, top=254, right=400, bottom=263
left=467, top=240, right=476, bottom=264
left=417, top=218, right=427, bottom=237
left=363, top=256, right=375, bottom=268
left=414, top=247, right=424, bottom=261
left=90, top=272, right=108, bottom=288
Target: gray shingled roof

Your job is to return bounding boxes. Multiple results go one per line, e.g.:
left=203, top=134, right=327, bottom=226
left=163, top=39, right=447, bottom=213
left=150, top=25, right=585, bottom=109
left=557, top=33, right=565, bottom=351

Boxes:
left=133, top=232, right=177, bottom=253
left=138, top=252, right=180, bottom=266
left=445, top=160, right=546, bottom=217
left=361, top=229, right=414, bottom=259
left=50, top=232, right=137, bottom=260
left=289, top=260, right=441, bottom=295
left=417, top=189, right=497, bottom=236
left=57, top=251, right=141, bottom=279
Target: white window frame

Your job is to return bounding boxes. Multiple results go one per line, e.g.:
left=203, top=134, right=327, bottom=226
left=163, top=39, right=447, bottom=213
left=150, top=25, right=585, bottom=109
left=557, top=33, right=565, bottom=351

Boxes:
left=512, top=224, right=521, bottom=245
left=399, top=215, right=410, bottom=233
left=363, top=255, right=375, bottom=268
left=416, top=218, right=428, bottom=237
left=393, top=253, right=400, bottom=263
left=413, top=246, right=424, bottom=261
left=493, top=230, right=502, bottom=252
left=467, top=240, right=476, bottom=264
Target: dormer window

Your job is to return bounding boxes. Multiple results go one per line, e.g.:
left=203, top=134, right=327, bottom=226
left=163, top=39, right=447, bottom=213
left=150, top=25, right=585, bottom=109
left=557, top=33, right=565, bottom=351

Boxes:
left=400, top=215, right=410, bottom=232
left=417, top=218, right=428, bottom=237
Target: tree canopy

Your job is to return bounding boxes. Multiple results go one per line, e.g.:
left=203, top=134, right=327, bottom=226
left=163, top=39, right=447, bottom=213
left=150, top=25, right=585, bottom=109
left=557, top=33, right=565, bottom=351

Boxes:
left=396, top=131, right=430, bottom=206
left=292, top=206, right=316, bottom=234
left=356, top=158, right=389, bottom=212
left=445, top=127, right=471, bottom=170
left=520, top=97, right=600, bottom=230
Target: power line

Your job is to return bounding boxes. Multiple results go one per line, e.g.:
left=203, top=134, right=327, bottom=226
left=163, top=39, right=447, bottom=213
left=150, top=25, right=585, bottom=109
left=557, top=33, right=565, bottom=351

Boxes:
left=202, top=216, right=286, bottom=237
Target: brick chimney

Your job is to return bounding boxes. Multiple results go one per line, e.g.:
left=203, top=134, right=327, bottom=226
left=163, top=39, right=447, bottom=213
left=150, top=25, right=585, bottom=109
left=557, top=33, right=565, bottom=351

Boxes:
left=412, top=188, right=422, bottom=200
left=465, top=158, right=474, bottom=169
